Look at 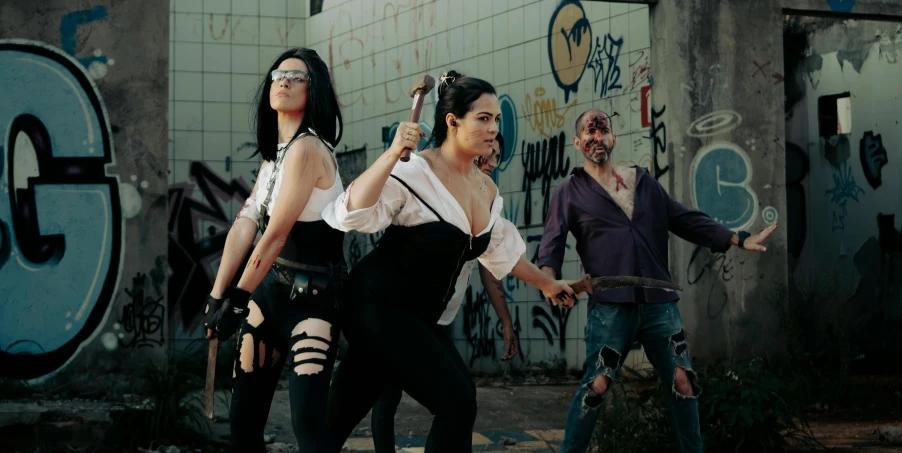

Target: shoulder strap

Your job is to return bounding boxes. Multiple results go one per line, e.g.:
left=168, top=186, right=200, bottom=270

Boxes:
left=258, top=129, right=338, bottom=214
left=259, top=132, right=308, bottom=214
left=305, top=127, right=335, bottom=152
left=389, top=174, right=444, bottom=222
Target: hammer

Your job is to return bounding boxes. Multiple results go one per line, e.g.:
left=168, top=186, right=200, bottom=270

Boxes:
left=400, top=75, right=436, bottom=162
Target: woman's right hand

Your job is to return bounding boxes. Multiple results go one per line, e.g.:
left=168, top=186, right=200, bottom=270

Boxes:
left=202, top=295, right=224, bottom=340
left=541, top=280, right=579, bottom=309
left=388, top=121, right=424, bottom=159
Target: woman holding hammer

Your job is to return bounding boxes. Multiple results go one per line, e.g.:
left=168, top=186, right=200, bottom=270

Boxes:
left=201, top=48, right=346, bottom=452
left=323, top=71, right=578, bottom=452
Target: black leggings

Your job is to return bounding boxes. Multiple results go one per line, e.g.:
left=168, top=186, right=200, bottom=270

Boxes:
left=372, top=386, right=403, bottom=452
left=329, top=303, right=477, bottom=453
left=229, top=268, right=340, bottom=453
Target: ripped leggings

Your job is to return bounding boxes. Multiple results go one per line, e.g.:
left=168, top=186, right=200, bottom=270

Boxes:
left=229, top=266, right=340, bottom=453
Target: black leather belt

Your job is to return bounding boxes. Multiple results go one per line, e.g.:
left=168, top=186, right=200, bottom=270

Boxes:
left=274, top=257, right=330, bottom=274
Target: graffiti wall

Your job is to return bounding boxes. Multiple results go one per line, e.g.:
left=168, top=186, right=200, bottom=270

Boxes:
left=165, top=0, right=306, bottom=346
left=785, top=17, right=902, bottom=362
left=311, top=0, right=653, bottom=372
left=1, top=1, right=168, bottom=384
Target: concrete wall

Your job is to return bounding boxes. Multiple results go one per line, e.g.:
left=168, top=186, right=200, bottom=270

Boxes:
left=785, top=0, right=902, bottom=16
left=13, top=0, right=895, bottom=384
left=0, top=0, right=168, bottom=386
left=648, top=0, right=789, bottom=361
left=785, top=16, right=902, bottom=363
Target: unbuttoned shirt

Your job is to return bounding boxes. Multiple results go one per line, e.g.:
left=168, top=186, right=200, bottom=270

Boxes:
left=537, top=166, right=734, bottom=309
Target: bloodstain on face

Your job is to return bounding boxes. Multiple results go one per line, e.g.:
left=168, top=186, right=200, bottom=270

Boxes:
left=580, top=112, right=615, bottom=164
left=586, top=114, right=611, bottom=133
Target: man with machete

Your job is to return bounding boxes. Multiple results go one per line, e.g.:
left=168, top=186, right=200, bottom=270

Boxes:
left=538, top=109, right=778, bottom=453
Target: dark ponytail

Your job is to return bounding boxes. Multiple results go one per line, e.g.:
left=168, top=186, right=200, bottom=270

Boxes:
left=427, top=70, right=496, bottom=148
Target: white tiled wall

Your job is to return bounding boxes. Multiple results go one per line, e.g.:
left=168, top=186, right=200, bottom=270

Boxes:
left=305, top=0, right=653, bottom=373
left=168, top=0, right=653, bottom=372
left=169, top=0, right=307, bottom=204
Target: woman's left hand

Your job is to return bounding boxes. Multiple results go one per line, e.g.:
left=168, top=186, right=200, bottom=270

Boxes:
left=500, top=324, right=520, bottom=361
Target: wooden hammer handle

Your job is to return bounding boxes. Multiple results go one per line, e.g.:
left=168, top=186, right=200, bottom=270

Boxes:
left=203, top=338, right=218, bottom=420
left=400, top=90, right=427, bottom=162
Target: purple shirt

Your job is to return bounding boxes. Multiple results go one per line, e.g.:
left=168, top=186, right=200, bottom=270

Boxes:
left=537, top=166, right=734, bottom=307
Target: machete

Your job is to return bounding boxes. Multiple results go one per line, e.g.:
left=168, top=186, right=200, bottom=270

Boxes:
left=568, top=274, right=682, bottom=296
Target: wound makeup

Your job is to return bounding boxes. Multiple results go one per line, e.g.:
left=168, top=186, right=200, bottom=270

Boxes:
left=586, top=114, right=610, bottom=132
left=493, top=281, right=504, bottom=293
left=612, top=170, right=627, bottom=192
left=467, top=129, right=485, bottom=140
left=250, top=256, right=262, bottom=269
left=581, top=113, right=612, bottom=164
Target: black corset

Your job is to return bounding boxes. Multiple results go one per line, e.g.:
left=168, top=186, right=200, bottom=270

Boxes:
left=270, top=218, right=346, bottom=269
left=345, top=175, right=493, bottom=324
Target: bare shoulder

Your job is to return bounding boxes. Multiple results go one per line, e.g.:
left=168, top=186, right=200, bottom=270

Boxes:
left=284, top=135, right=330, bottom=172
left=478, top=170, right=499, bottom=200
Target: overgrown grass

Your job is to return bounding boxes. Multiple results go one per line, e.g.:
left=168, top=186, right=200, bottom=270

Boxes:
left=584, top=263, right=888, bottom=453
left=106, top=339, right=222, bottom=447
left=696, top=360, right=822, bottom=452
left=589, top=360, right=825, bottom=453
left=590, top=366, right=674, bottom=453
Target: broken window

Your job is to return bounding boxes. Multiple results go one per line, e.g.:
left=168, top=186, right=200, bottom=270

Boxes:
left=818, top=92, right=852, bottom=137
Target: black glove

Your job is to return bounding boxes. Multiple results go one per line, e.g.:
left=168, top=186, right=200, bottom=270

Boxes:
left=201, top=295, right=224, bottom=339
left=209, top=285, right=252, bottom=341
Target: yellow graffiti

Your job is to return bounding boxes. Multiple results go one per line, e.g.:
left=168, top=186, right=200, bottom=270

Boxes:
left=523, top=87, right=578, bottom=139
left=548, top=1, right=593, bottom=102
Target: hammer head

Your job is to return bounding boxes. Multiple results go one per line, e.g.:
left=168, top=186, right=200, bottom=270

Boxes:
left=408, top=75, right=436, bottom=97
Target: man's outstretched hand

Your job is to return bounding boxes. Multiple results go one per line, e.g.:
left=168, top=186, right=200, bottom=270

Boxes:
left=742, top=223, right=778, bottom=252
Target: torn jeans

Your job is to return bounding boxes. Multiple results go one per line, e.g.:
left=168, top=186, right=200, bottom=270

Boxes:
left=560, top=302, right=703, bottom=453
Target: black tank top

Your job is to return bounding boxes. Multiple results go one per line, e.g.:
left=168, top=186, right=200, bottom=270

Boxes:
left=346, top=175, right=493, bottom=323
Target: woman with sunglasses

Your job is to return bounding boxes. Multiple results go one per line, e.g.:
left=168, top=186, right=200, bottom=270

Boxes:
left=201, top=48, right=345, bottom=453
left=323, top=71, right=578, bottom=452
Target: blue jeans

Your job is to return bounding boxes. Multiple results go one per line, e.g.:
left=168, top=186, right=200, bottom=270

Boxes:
left=561, top=302, right=703, bottom=453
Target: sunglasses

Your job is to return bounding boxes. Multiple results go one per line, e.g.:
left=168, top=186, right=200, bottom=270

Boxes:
left=271, top=69, right=310, bottom=84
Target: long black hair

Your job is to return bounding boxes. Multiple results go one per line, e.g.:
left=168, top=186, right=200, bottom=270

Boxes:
left=495, top=132, right=505, bottom=161
left=251, top=48, right=343, bottom=161
left=427, top=70, right=497, bottom=148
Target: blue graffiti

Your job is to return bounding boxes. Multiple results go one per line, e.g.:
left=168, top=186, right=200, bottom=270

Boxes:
left=826, top=162, right=865, bottom=231
left=496, top=93, right=518, bottom=174
left=0, top=41, right=121, bottom=380
left=587, top=34, right=624, bottom=98
left=383, top=121, right=433, bottom=151
left=691, top=144, right=757, bottom=230
left=548, top=0, right=592, bottom=103
left=827, top=0, right=856, bottom=13
left=60, top=5, right=109, bottom=68
left=859, top=131, right=887, bottom=189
